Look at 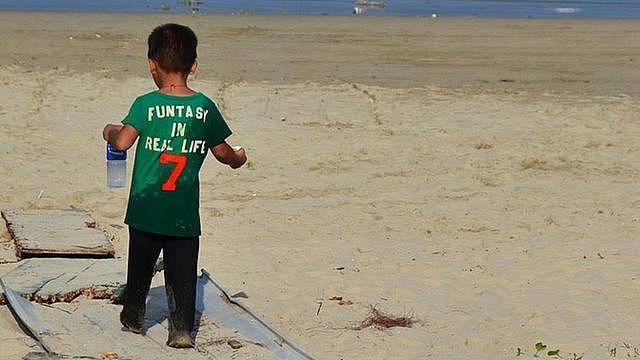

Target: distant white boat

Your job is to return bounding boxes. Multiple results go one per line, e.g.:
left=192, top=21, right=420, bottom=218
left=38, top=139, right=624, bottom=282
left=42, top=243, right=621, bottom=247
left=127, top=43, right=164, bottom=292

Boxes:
left=554, top=7, right=582, bottom=14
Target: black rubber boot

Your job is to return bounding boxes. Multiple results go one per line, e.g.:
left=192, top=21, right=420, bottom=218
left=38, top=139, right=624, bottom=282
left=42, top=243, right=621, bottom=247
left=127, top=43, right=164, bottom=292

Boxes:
left=165, top=281, right=195, bottom=348
left=162, top=234, right=199, bottom=349
left=120, top=306, right=144, bottom=334
left=166, top=331, right=195, bottom=348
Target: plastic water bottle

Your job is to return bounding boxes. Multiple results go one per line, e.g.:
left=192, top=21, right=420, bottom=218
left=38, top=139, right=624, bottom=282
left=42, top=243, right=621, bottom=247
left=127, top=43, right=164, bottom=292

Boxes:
left=106, top=143, right=126, bottom=188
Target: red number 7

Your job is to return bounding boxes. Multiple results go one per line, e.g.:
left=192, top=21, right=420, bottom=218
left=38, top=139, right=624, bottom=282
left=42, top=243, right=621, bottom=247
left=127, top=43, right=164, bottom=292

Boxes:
left=159, top=153, right=187, bottom=191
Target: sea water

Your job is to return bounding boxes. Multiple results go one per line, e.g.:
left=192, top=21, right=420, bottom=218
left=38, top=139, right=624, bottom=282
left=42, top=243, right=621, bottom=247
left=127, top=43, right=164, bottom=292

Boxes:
left=0, top=0, right=639, bottom=18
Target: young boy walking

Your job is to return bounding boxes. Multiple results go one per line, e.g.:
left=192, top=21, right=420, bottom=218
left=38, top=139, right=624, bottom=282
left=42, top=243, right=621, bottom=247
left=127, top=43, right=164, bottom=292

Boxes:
left=102, top=23, right=246, bottom=348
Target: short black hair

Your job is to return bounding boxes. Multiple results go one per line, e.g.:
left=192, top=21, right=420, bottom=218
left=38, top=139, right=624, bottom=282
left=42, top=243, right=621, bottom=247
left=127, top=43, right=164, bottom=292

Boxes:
left=147, top=23, right=198, bottom=74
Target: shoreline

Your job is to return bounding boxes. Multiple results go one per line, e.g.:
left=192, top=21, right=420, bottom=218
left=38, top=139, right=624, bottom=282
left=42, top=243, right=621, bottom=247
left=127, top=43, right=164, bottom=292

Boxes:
left=2, top=7, right=640, bottom=20
left=4, top=10, right=640, bottom=22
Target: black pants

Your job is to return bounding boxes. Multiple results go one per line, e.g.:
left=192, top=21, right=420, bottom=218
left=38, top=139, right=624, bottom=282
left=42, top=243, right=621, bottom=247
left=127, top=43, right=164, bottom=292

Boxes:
left=122, top=227, right=199, bottom=336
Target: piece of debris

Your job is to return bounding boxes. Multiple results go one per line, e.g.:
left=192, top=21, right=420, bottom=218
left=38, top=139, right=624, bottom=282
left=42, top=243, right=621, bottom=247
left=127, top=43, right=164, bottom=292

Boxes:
left=328, top=296, right=353, bottom=305
left=99, top=352, right=119, bottom=360
left=350, top=306, right=417, bottom=330
left=21, top=352, right=61, bottom=360
left=198, top=314, right=210, bottom=326
left=227, top=339, right=244, bottom=349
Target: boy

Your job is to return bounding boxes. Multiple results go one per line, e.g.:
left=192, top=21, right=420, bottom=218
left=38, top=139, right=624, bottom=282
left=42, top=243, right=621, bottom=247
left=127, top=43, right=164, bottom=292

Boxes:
left=102, top=23, right=246, bottom=348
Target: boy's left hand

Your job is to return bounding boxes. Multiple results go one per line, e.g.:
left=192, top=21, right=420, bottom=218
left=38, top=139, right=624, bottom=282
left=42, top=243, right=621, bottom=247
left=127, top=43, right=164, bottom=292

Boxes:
left=103, top=124, right=123, bottom=142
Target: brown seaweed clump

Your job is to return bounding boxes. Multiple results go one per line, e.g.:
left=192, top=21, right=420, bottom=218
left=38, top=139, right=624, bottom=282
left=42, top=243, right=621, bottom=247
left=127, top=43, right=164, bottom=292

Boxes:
left=351, top=306, right=417, bottom=330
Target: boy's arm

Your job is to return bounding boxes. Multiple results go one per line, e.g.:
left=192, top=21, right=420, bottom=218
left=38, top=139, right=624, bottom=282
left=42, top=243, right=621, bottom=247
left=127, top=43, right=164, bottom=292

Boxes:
left=103, top=124, right=139, bottom=151
left=211, top=141, right=247, bottom=169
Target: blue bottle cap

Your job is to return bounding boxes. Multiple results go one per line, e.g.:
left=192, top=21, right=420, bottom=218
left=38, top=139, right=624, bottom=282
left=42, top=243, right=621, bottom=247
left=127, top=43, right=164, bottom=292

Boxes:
left=106, top=143, right=127, bottom=160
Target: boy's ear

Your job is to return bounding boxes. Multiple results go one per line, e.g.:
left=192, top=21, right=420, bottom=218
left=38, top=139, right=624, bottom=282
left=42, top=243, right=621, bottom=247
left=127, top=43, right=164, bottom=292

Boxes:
left=190, top=60, right=198, bottom=75
left=148, top=59, right=158, bottom=74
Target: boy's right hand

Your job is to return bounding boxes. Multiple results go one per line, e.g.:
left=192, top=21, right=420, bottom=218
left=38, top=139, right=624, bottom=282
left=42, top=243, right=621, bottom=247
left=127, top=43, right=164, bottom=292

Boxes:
left=102, top=124, right=138, bottom=151
left=103, top=124, right=123, bottom=142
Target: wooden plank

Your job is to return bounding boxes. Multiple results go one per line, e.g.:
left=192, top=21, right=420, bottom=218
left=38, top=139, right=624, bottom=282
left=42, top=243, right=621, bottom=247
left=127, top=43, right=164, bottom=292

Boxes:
left=1, top=209, right=114, bottom=258
left=0, top=258, right=126, bottom=304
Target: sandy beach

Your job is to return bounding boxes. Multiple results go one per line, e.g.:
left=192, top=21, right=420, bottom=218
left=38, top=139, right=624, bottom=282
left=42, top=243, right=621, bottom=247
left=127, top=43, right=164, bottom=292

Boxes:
left=0, top=11, right=639, bottom=359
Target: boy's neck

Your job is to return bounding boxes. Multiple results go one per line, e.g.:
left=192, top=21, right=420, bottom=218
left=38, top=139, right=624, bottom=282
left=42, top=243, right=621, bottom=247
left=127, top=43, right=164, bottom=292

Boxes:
left=156, top=74, right=195, bottom=96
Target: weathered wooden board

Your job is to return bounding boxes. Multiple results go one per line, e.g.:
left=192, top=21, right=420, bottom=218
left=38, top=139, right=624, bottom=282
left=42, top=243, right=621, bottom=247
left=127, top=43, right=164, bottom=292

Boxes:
left=0, top=258, right=126, bottom=304
left=1, top=208, right=114, bottom=258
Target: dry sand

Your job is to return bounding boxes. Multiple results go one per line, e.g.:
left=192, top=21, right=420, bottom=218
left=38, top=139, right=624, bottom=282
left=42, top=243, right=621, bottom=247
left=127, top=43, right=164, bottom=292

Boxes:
left=0, top=11, right=640, bottom=359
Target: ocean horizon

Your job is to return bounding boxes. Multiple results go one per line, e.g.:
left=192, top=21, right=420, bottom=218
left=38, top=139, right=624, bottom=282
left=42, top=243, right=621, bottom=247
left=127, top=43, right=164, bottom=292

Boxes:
left=0, top=0, right=639, bottom=18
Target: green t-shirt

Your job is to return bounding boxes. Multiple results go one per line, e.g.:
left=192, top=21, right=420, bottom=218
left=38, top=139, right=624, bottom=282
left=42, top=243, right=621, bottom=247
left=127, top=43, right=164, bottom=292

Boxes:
left=122, top=91, right=232, bottom=237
